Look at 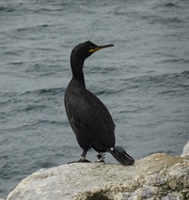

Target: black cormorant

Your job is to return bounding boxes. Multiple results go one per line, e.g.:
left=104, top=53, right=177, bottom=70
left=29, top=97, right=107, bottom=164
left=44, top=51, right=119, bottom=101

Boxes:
left=64, top=41, right=134, bottom=165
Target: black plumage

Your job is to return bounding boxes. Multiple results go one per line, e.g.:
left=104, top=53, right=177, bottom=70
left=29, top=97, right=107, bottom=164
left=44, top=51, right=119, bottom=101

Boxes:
left=64, top=41, right=134, bottom=165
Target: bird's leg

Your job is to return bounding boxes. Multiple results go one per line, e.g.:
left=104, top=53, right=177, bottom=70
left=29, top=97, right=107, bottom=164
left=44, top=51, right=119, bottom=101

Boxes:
left=78, top=149, right=91, bottom=163
left=97, top=152, right=106, bottom=163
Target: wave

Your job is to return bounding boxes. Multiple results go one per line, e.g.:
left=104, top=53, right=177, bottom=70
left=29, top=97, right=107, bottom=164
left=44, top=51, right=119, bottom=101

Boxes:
left=128, top=70, right=189, bottom=86
left=165, top=3, right=178, bottom=7
left=21, top=87, right=65, bottom=97
left=2, top=119, right=66, bottom=133
left=25, top=63, right=63, bottom=77
left=0, top=6, right=15, bottom=13
left=0, top=86, right=65, bottom=104
left=115, top=70, right=189, bottom=100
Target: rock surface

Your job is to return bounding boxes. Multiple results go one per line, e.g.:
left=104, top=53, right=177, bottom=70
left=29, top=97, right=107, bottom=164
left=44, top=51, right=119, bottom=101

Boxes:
left=7, top=147, right=189, bottom=200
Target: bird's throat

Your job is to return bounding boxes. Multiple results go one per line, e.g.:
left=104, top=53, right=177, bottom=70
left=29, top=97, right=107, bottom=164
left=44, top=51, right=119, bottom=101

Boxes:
left=70, top=58, right=86, bottom=87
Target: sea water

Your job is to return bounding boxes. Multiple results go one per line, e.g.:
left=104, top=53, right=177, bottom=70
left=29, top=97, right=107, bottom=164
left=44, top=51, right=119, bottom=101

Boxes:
left=0, top=0, right=189, bottom=198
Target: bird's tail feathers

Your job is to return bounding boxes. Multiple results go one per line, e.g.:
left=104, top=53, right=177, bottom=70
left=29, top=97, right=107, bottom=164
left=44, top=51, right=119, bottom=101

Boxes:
left=108, top=146, right=135, bottom=166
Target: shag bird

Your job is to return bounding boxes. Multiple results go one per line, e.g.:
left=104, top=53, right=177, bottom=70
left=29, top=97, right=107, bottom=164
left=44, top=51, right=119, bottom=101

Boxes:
left=64, top=41, right=134, bottom=165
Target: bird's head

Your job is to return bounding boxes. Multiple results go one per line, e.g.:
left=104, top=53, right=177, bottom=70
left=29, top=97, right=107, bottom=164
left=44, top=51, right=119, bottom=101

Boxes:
left=71, top=41, right=114, bottom=61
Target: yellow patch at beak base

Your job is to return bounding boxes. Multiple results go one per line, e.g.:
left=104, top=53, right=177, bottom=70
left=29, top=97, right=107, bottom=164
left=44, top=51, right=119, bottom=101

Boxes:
left=88, top=44, right=114, bottom=53
left=89, top=47, right=101, bottom=53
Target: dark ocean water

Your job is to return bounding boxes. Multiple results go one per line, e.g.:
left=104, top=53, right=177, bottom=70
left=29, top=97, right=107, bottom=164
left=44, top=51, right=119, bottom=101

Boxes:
left=0, top=0, right=189, bottom=198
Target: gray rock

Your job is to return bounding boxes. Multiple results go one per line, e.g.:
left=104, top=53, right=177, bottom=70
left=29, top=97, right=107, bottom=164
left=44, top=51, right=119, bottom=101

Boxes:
left=7, top=152, right=189, bottom=200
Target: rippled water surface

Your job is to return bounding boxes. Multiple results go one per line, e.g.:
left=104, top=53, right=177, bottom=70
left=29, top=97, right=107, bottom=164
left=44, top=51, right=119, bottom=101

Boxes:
left=0, top=0, right=189, bottom=198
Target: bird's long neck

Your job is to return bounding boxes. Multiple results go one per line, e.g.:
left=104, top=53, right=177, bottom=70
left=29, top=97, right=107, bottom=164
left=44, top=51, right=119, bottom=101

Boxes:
left=70, top=56, right=86, bottom=88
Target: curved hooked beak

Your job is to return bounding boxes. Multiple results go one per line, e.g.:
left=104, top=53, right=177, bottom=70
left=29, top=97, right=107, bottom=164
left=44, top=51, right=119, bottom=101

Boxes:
left=89, top=44, right=114, bottom=53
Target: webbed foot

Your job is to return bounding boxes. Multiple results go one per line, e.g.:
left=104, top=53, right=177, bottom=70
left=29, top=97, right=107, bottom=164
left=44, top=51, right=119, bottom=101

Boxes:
left=96, top=152, right=106, bottom=163
left=78, top=158, right=91, bottom=163
left=67, top=158, right=91, bottom=164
